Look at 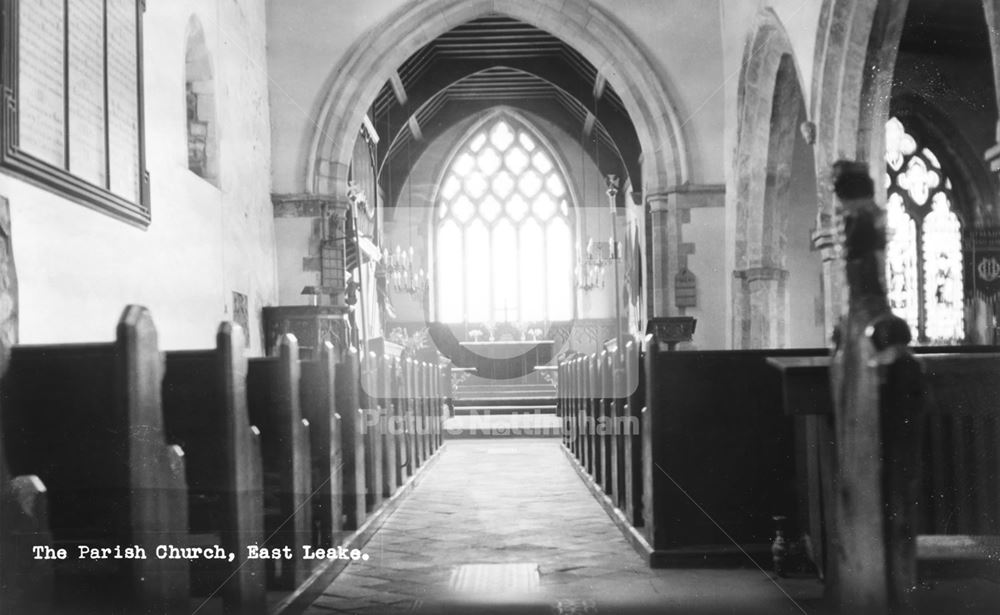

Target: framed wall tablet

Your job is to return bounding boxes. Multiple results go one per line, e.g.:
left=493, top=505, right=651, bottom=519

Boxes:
left=1, top=0, right=150, bottom=226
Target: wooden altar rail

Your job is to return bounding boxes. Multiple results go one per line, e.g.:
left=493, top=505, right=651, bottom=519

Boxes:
left=0, top=305, right=448, bottom=615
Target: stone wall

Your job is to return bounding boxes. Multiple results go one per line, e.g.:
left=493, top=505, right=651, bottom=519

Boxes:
left=0, top=0, right=277, bottom=352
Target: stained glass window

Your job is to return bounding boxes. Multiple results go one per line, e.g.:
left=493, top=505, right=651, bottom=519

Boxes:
left=436, top=114, right=573, bottom=323
left=884, top=117, right=964, bottom=343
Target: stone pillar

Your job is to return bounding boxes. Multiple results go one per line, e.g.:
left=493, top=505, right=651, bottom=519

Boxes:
left=646, top=192, right=677, bottom=318
left=732, top=266, right=789, bottom=349
left=812, top=209, right=842, bottom=345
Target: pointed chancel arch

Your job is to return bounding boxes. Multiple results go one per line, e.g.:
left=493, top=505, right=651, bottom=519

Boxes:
left=434, top=111, right=575, bottom=324
left=304, top=0, right=689, bottom=215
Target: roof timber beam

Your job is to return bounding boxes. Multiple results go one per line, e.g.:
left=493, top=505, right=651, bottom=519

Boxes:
left=593, top=72, right=607, bottom=101
left=390, top=70, right=408, bottom=105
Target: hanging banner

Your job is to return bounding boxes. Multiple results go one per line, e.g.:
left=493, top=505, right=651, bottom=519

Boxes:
left=964, top=228, right=1000, bottom=301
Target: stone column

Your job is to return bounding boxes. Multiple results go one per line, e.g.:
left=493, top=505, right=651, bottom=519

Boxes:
left=732, top=266, right=789, bottom=349
left=812, top=209, right=842, bottom=345
left=646, top=192, right=678, bottom=318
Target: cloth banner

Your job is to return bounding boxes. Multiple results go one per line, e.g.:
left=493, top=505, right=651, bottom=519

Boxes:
left=964, top=229, right=1000, bottom=302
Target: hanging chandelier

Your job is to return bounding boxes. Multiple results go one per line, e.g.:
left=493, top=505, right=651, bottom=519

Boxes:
left=383, top=245, right=426, bottom=296
left=577, top=238, right=609, bottom=290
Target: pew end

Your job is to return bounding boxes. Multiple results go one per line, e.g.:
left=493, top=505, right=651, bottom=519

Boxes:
left=1, top=305, right=190, bottom=614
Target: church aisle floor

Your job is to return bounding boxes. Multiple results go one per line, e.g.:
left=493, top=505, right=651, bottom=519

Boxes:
left=302, top=439, right=825, bottom=615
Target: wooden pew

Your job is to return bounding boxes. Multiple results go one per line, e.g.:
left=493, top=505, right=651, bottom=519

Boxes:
left=247, top=334, right=312, bottom=590
left=641, top=342, right=825, bottom=567
left=622, top=339, right=644, bottom=528
left=1, top=471, right=53, bottom=613
left=403, top=358, right=418, bottom=478
left=599, top=350, right=614, bottom=498
left=378, top=355, right=399, bottom=498
left=335, top=348, right=366, bottom=530
left=770, top=351, right=1000, bottom=579
left=557, top=342, right=644, bottom=529
left=770, top=162, right=1000, bottom=612
left=583, top=354, right=601, bottom=483
left=416, top=360, right=426, bottom=469
left=299, top=341, right=342, bottom=549
left=361, top=351, right=383, bottom=513
left=2, top=305, right=189, bottom=614
left=161, top=322, right=266, bottom=614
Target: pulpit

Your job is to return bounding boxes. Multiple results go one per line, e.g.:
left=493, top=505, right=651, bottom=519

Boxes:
left=262, top=306, right=351, bottom=360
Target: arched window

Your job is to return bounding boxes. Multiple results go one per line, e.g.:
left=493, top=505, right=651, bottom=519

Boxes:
left=185, top=17, right=217, bottom=185
left=435, top=113, right=574, bottom=324
left=884, top=116, right=964, bottom=343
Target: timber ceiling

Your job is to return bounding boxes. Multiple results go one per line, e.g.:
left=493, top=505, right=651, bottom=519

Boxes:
left=369, top=15, right=640, bottom=208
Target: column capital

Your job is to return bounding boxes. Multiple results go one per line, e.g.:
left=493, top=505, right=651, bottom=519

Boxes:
left=733, top=266, right=789, bottom=283
left=272, top=193, right=347, bottom=218
left=811, top=225, right=841, bottom=263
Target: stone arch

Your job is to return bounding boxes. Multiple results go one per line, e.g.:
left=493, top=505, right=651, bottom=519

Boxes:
left=304, top=0, right=689, bottom=202
left=185, top=15, right=218, bottom=185
left=732, top=9, right=815, bottom=348
left=812, top=0, right=1000, bottom=328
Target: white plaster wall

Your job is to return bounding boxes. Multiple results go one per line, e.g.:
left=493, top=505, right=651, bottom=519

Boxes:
left=2, top=0, right=277, bottom=352
left=275, top=217, right=315, bottom=305
left=683, top=206, right=727, bottom=349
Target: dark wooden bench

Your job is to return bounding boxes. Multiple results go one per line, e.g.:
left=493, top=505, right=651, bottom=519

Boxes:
left=1, top=469, right=53, bottom=613
left=770, top=350, right=1000, bottom=580
left=360, top=351, right=383, bottom=513
left=558, top=341, right=644, bottom=537
left=247, top=334, right=312, bottom=590
left=638, top=343, right=826, bottom=566
left=335, top=347, right=366, bottom=531
left=377, top=354, right=400, bottom=498
left=161, top=322, right=266, bottom=614
left=1, top=305, right=189, bottom=614
left=299, top=341, right=343, bottom=549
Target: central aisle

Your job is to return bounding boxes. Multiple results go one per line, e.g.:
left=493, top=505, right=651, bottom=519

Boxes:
left=303, top=439, right=822, bottom=615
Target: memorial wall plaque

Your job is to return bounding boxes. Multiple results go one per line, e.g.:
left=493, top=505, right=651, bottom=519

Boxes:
left=107, top=0, right=140, bottom=203
left=68, top=0, right=107, bottom=187
left=18, top=0, right=66, bottom=168
left=2, top=0, right=148, bottom=224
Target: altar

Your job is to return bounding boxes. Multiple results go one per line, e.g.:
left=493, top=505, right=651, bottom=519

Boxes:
left=457, top=340, right=554, bottom=380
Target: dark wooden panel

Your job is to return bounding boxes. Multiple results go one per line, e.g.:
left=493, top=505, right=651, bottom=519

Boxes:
left=335, top=348, right=366, bottom=530
left=642, top=345, right=820, bottom=559
left=300, top=342, right=343, bottom=549
left=1, top=306, right=188, bottom=613
left=163, top=322, right=266, bottom=614
left=247, top=334, right=311, bottom=590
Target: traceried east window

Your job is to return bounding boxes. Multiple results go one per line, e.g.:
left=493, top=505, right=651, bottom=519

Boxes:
left=884, top=116, right=964, bottom=343
left=436, top=113, right=574, bottom=324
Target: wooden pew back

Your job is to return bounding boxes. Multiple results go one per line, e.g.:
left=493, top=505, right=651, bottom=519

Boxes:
left=2, top=306, right=188, bottom=613
left=247, top=334, right=311, bottom=590
left=162, top=322, right=265, bottom=613
left=300, top=341, right=342, bottom=548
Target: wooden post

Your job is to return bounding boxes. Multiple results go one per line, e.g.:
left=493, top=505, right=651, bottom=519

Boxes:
left=828, top=161, right=922, bottom=614
left=335, top=347, right=365, bottom=530
left=362, top=352, right=383, bottom=512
